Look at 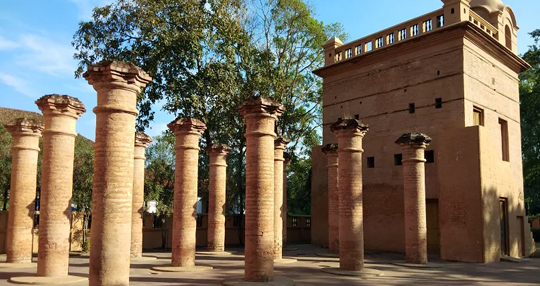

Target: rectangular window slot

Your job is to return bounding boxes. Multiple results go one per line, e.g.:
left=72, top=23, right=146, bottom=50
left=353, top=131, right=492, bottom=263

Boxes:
left=357, top=45, right=362, bottom=55
left=376, top=37, right=384, bottom=48
left=499, top=118, right=509, bottom=161
left=292, top=217, right=298, bottom=227
left=367, top=157, right=375, bottom=168
left=354, top=114, right=360, bottom=120
left=425, top=19, right=433, bottom=32
left=425, top=150, right=435, bottom=163
left=412, top=24, right=419, bottom=36
left=388, top=33, right=395, bottom=44
left=435, top=98, right=442, bottom=109
left=306, top=218, right=311, bottom=227
left=346, top=48, right=352, bottom=58
left=409, top=103, right=415, bottom=114
left=399, top=28, right=407, bottom=40
left=366, top=42, right=373, bottom=52
left=394, top=154, right=403, bottom=166
left=473, top=106, right=484, bottom=126
left=437, top=15, right=444, bottom=27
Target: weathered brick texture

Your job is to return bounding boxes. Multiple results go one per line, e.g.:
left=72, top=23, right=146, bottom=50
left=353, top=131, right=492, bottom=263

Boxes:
left=84, top=61, right=152, bottom=286
left=396, top=133, right=431, bottom=264
left=322, top=144, right=339, bottom=254
left=331, top=119, right=368, bottom=271
left=35, top=95, right=85, bottom=277
left=131, top=133, right=153, bottom=258
left=206, top=144, right=231, bottom=252
left=238, top=97, right=284, bottom=282
left=168, top=118, right=206, bottom=267
left=273, top=137, right=289, bottom=260
left=6, top=118, right=43, bottom=264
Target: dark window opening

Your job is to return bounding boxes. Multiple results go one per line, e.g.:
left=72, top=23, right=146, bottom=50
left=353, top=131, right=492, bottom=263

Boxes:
left=451, top=8, right=455, bottom=14
left=425, top=150, right=435, bottom=163
left=435, top=98, right=442, bottom=109
left=367, top=157, right=375, bottom=168
left=354, top=114, right=359, bottom=120
left=329, top=53, right=332, bottom=58
left=388, top=33, right=395, bottom=44
left=357, top=45, right=362, bottom=55
left=292, top=217, right=298, bottom=227
left=425, top=19, right=433, bottom=32
left=394, top=154, right=403, bottom=166
left=233, top=215, right=242, bottom=227
left=337, top=117, right=342, bottom=121
left=412, top=24, right=419, bottom=36
left=196, top=215, right=203, bottom=227
left=306, top=218, right=311, bottom=227
left=409, top=103, right=415, bottom=114
left=437, top=15, right=444, bottom=27
left=437, top=70, right=440, bottom=76
left=505, top=25, right=512, bottom=50
left=399, top=28, right=407, bottom=40
left=153, top=215, right=164, bottom=229
left=376, top=37, right=384, bottom=48
left=346, top=48, right=352, bottom=58
left=499, top=118, right=509, bottom=162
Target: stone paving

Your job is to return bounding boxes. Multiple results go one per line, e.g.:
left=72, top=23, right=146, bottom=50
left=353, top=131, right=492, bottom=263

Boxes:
left=1, top=244, right=539, bottom=285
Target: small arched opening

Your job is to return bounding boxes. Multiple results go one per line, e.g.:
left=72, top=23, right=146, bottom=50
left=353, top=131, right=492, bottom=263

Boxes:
left=504, top=25, right=512, bottom=50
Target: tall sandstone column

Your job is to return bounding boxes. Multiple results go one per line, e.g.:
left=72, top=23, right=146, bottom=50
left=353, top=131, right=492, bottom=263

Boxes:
left=84, top=61, right=152, bottom=286
left=131, top=133, right=153, bottom=258
left=206, top=144, right=231, bottom=252
left=273, top=137, right=289, bottom=260
left=36, top=95, right=85, bottom=277
left=238, top=97, right=284, bottom=282
left=322, top=143, right=339, bottom=255
left=331, top=119, right=368, bottom=271
left=169, top=118, right=206, bottom=267
left=395, top=133, right=431, bottom=264
left=282, top=152, right=291, bottom=247
left=5, top=118, right=43, bottom=264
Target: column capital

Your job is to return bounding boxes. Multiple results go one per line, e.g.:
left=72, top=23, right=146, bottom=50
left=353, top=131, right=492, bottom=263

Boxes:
left=330, top=119, right=369, bottom=139
left=83, top=60, right=152, bottom=92
left=283, top=152, right=292, bottom=166
left=274, top=136, right=290, bottom=150
left=167, top=117, right=207, bottom=136
left=35, top=94, right=86, bottom=119
left=322, top=143, right=339, bottom=155
left=135, top=132, right=153, bottom=148
left=395, top=133, right=432, bottom=148
left=205, top=143, right=232, bottom=156
left=6, top=118, right=44, bottom=137
left=237, top=96, right=285, bottom=118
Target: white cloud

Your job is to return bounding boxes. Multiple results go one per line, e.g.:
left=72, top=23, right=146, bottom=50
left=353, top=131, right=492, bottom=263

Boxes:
left=0, top=35, right=18, bottom=50
left=0, top=73, right=37, bottom=98
left=69, top=0, right=115, bottom=20
left=15, top=34, right=76, bottom=77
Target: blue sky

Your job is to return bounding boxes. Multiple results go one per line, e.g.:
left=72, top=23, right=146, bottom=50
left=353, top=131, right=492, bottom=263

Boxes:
left=0, top=0, right=538, bottom=141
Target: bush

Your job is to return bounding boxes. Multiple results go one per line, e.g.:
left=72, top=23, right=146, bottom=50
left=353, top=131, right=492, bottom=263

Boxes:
left=82, top=238, right=90, bottom=253
left=532, top=228, right=540, bottom=242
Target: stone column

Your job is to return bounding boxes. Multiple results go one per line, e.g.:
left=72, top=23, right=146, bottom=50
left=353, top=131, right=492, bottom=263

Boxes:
left=238, top=97, right=284, bottom=282
left=282, top=152, right=291, bottom=247
left=206, top=144, right=231, bottom=252
left=169, top=118, right=206, bottom=267
left=322, top=144, right=339, bottom=255
left=131, top=133, right=153, bottom=258
left=5, top=118, right=43, bottom=264
left=84, top=61, right=152, bottom=286
left=395, top=133, right=432, bottom=264
left=36, top=95, right=85, bottom=277
left=273, top=137, right=289, bottom=260
left=331, top=119, right=368, bottom=271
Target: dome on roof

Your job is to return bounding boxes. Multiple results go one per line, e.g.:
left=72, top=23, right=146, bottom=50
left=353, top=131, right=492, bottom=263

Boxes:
left=470, top=0, right=506, bottom=13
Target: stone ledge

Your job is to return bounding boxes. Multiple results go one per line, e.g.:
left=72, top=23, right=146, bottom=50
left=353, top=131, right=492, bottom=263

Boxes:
left=8, top=275, right=87, bottom=285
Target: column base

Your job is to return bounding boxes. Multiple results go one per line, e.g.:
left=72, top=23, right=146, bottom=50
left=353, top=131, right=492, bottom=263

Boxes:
left=321, top=267, right=383, bottom=278
left=131, top=255, right=158, bottom=262
left=223, top=276, right=295, bottom=286
left=391, top=261, right=444, bottom=268
left=0, top=262, right=36, bottom=269
left=8, top=275, right=88, bottom=285
left=197, top=251, right=236, bottom=256
left=315, top=252, right=339, bottom=258
left=151, top=265, right=213, bottom=272
left=274, top=258, right=297, bottom=264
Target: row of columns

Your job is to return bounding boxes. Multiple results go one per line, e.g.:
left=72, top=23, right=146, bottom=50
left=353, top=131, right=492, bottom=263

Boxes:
left=3, top=61, right=297, bottom=285
left=322, top=118, right=432, bottom=276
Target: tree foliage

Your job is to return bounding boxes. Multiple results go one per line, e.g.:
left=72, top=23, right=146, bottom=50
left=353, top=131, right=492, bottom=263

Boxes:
left=521, top=29, right=540, bottom=215
left=73, top=0, right=346, bottom=215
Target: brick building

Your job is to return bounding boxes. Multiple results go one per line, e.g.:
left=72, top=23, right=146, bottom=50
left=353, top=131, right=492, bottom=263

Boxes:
left=311, top=0, right=535, bottom=262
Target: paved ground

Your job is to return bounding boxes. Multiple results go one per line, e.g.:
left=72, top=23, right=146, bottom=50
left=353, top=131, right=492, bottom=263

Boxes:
left=1, top=244, right=539, bottom=285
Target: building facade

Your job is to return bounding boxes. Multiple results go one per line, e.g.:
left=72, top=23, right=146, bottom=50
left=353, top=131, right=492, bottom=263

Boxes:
left=311, top=0, right=534, bottom=262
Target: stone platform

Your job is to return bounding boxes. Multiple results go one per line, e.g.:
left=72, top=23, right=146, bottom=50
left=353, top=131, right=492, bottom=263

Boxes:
left=0, top=245, right=538, bottom=285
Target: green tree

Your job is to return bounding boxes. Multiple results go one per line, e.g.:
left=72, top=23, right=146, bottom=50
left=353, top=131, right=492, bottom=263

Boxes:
left=521, top=29, right=540, bottom=216
left=73, top=0, right=346, bottom=216
left=0, top=124, right=13, bottom=210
